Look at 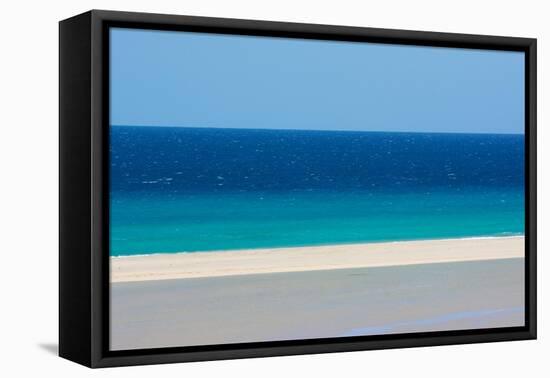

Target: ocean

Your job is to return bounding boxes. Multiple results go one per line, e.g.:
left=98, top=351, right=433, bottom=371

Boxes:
left=110, top=126, right=524, bottom=256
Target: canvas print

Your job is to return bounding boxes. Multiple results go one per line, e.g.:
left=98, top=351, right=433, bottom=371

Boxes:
left=109, top=28, right=525, bottom=351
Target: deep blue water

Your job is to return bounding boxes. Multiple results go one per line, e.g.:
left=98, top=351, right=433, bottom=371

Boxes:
left=110, top=126, right=524, bottom=256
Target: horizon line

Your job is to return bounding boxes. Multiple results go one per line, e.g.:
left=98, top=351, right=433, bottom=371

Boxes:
left=110, top=124, right=525, bottom=136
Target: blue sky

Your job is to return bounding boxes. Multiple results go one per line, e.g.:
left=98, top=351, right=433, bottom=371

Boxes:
left=110, top=28, right=524, bottom=134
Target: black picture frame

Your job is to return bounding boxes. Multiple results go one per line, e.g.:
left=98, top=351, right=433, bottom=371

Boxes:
left=59, top=9, right=537, bottom=368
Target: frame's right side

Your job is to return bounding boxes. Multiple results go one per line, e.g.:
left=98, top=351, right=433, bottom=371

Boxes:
left=526, top=38, right=537, bottom=339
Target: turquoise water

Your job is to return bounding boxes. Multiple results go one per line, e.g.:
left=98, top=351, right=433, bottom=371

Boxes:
left=111, top=188, right=523, bottom=256
left=110, top=127, right=524, bottom=256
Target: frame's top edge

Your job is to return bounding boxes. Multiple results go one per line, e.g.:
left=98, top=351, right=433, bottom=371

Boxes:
left=88, top=9, right=536, bottom=50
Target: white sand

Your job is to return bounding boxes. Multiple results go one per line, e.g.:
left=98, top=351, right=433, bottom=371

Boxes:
left=111, top=236, right=524, bottom=282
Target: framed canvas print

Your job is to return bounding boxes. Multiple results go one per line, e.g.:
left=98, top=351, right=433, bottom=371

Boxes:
left=59, top=10, right=537, bottom=368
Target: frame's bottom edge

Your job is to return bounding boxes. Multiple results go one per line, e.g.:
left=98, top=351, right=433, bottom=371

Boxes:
left=92, top=329, right=536, bottom=368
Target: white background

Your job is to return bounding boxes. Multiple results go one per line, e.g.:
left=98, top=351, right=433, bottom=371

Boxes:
left=0, top=0, right=546, bottom=376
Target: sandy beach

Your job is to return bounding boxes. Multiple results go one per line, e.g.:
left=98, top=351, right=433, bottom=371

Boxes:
left=110, top=236, right=525, bottom=350
left=111, top=257, right=525, bottom=350
left=111, top=236, right=524, bottom=282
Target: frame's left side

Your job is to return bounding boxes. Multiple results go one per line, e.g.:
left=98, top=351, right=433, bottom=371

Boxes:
left=90, top=10, right=111, bottom=368
left=59, top=11, right=94, bottom=367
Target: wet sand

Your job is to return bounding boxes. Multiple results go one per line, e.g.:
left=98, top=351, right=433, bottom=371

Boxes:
left=110, top=257, right=524, bottom=350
